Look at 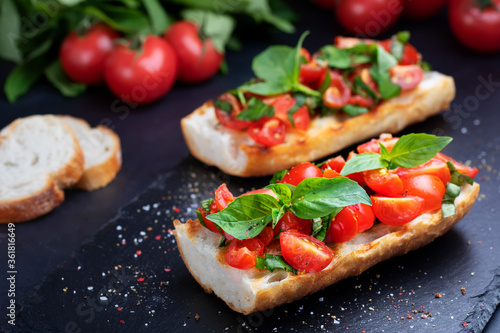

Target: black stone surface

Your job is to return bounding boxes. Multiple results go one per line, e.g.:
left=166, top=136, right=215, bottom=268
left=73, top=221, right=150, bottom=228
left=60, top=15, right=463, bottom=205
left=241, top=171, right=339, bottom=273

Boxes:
left=1, top=1, right=499, bottom=332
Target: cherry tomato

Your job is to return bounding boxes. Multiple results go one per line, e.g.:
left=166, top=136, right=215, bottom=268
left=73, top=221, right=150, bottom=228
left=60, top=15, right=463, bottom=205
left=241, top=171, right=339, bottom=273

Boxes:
left=334, top=36, right=375, bottom=48
left=214, top=93, right=250, bottom=130
left=403, top=0, right=447, bottom=21
left=225, top=238, right=264, bottom=270
left=435, top=153, right=479, bottom=178
left=242, top=188, right=278, bottom=200
left=300, top=61, right=328, bottom=89
left=198, top=206, right=220, bottom=233
left=281, top=162, right=323, bottom=186
left=321, top=155, right=346, bottom=173
left=357, top=136, right=399, bottom=154
left=396, top=157, right=451, bottom=184
left=323, top=71, right=351, bottom=108
left=247, top=117, right=287, bottom=147
left=344, top=151, right=366, bottom=185
left=257, top=226, right=274, bottom=246
left=336, top=0, right=403, bottom=37
left=215, top=183, right=234, bottom=211
left=371, top=195, right=424, bottom=225
left=280, top=230, right=334, bottom=273
left=389, top=65, right=424, bottom=91
left=300, top=48, right=312, bottom=62
left=273, top=211, right=313, bottom=236
left=323, top=169, right=343, bottom=178
left=378, top=40, right=420, bottom=65
left=347, top=94, right=374, bottom=107
left=364, top=169, right=404, bottom=196
left=164, top=21, right=223, bottom=83
left=60, top=24, right=119, bottom=85
left=325, top=206, right=359, bottom=243
left=351, top=203, right=375, bottom=232
left=104, top=35, right=177, bottom=104
left=270, top=94, right=311, bottom=130
left=449, top=0, right=500, bottom=53
left=402, top=175, right=446, bottom=213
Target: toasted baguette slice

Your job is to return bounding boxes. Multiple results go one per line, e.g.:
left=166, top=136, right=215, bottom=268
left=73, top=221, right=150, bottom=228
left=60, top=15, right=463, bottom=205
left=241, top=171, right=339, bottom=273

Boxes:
left=59, top=116, right=122, bottom=191
left=173, top=182, right=479, bottom=315
left=182, top=71, right=455, bottom=177
left=0, top=115, right=84, bottom=223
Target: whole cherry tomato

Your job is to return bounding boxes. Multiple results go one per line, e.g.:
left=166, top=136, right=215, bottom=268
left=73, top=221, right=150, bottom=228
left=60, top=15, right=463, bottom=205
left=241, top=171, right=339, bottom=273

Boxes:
left=225, top=238, right=264, bottom=270
left=336, top=0, right=403, bottom=37
left=402, top=175, right=446, bottom=213
left=164, top=21, right=224, bottom=83
left=60, top=24, right=119, bottom=85
left=281, top=162, right=323, bottom=186
left=402, top=0, right=447, bottom=21
left=104, top=35, right=178, bottom=104
left=449, top=0, right=500, bottom=53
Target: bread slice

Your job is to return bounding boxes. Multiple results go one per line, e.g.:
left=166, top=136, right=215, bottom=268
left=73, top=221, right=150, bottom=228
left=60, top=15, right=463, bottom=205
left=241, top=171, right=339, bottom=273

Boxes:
left=173, top=182, right=479, bottom=315
left=181, top=71, right=455, bottom=177
left=0, top=115, right=84, bottom=223
left=59, top=116, right=122, bottom=191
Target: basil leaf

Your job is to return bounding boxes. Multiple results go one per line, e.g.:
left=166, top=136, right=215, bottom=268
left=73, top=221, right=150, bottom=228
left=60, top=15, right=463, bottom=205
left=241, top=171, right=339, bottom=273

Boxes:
left=353, top=76, right=379, bottom=101
left=270, top=169, right=288, bottom=184
left=291, top=177, right=371, bottom=219
left=421, top=61, right=432, bottom=71
left=237, top=97, right=275, bottom=121
left=218, top=235, right=229, bottom=247
left=397, top=31, right=410, bottom=44
left=265, top=183, right=293, bottom=204
left=200, top=198, right=214, bottom=212
left=4, top=54, right=51, bottom=103
left=342, top=104, right=369, bottom=117
left=341, top=153, right=388, bottom=176
left=195, top=209, right=208, bottom=229
left=0, top=0, right=21, bottom=63
left=240, top=80, right=290, bottom=96
left=256, top=254, right=296, bottom=273
left=319, top=45, right=351, bottom=69
left=387, top=134, right=453, bottom=168
left=251, top=45, right=295, bottom=83
left=441, top=201, right=456, bottom=218
left=214, top=99, right=232, bottom=112
left=390, top=35, right=404, bottom=62
left=312, top=217, right=323, bottom=235
left=206, top=194, right=280, bottom=240
left=83, top=5, right=150, bottom=34
left=142, top=0, right=171, bottom=35
left=318, top=70, right=332, bottom=95
left=271, top=205, right=287, bottom=228
left=315, top=210, right=340, bottom=242
left=441, top=183, right=461, bottom=218
left=45, top=60, right=86, bottom=97
left=375, top=44, right=398, bottom=72
left=370, top=65, right=401, bottom=100
left=448, top=161, right=474, bottom=186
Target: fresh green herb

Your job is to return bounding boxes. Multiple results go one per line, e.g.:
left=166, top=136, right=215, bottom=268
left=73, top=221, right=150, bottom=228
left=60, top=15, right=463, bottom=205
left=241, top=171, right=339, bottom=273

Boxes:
left=369, top=45, right=401, bottom=100
left=256, top=254, right=296, bottom=273
left=45, top=60, right=86, bottom=97
left=195, top=209, right=208, bottom=229
left=270, top=169, right=288, bottom=184
left=312, top=211, right=339, bottom=242
left=341, top=153, right=387, bottom=176
left=318, top=45, right=351, bottom=69
left=396, top=31, right=411, bottom=44
left=390, top=31, right=410, bottom=62
left=420, top=61, right=433, bottom=71
left=448, top=161, right=474, bottom=186
left=237, top=97, right=275, bottom=121
left=265, top=183, right=293, bottom=204
left=441, top=161, right=475, bottom=218
left=218, top=235, right=229, bottom=247
left=352, top=76, right=379, bottom=102
left=214, top=99, right=232, bottom=113
left=200, top=198, right=214, bottom=212
left=342, top=104, right=369, bottom=117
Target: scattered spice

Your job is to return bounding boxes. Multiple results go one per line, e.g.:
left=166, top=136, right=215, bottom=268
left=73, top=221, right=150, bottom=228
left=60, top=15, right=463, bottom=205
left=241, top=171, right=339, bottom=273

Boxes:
left=434, top=292, right=442, bottom=298
left=461, top=287, right=466, bottom=295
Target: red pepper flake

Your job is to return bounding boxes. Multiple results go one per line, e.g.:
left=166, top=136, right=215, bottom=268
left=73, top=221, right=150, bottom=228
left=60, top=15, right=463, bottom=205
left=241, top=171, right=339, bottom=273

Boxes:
left=173, top=207, right=180, bottom=213
left=155, top=235, right=161, bottom=240
left=120, top=320, right=125, bottom=324
left=167, top=229, right=173, bottom=234
left=164, top=268, right=171, bottom=272
left=117, top=307, right=123, bottom=312
left=462, top=322, right=469, bottom=327
left=137, top=277, right=145, bottom=283
left=136, top=250, right=142, bottom=256
left=478, top=241, right=482, bottom=244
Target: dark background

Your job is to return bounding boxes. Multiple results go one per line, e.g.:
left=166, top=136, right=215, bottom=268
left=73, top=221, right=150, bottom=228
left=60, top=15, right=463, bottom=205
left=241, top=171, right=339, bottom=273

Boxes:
left=1, top=1, right=499, bottom=332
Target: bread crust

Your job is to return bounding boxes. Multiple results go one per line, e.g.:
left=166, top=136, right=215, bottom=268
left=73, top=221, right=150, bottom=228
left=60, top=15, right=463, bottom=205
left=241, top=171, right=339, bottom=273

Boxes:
left=173, top=182, right=479, bottom=315
left=182, top=72, right=455, bottom=177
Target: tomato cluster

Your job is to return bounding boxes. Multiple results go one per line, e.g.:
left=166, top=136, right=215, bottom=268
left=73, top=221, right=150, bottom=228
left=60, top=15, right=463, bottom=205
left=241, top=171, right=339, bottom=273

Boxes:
left=314, top=0, right=500, bottom=53
left=196, top=135, right=478, bottom=274
left=59, top=21, right=224, bottom=105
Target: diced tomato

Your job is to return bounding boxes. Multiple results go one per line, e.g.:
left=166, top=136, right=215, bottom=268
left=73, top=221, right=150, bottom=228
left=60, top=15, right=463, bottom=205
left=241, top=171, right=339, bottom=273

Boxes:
left=268, top=94, right=310, bottom=130
left=389, top=65, right=424, bottom=91
left=325, top=206, right=359, bottom=243
left=323, top=71, right=351, bottom=108
left=215, top=184, right=234, bottom=211
left=344, top=151, right=366, bottom=186
left=371, top=195, right=424, bottom=225
left=402, top=175, right=446, bottom=213
left=273, top=211, right=313, bottom=236
left=242, top=188, right=278, bottom=200
left=351, top=203, right=375, bottom=232
left=257, top=226, right=274, bottom=246
left=347, top=94, right=374, bottom=107
left=225, top=238, right=264, bottom=270
left=198, top=206, right=220, bottom=233
left=214, top=93, right=250, bottom=130
left=378, top=40, right=420, bottom=65
left=364, top=169, right=405, bottom=197
left=357, top=136, right=399, bottom=154
left=396, top=157, right=451, bottom=184
left=300, top=61, right=328, bottom=89
left=334, top=36, right=375, bottom=48
left=300, top=48, right=312, bottom=62
left=280, top=230, right=334, bottom=273
left=435, top=153, right=479, bottom=178
left=209, top=200, right=219, bottom=214
left=321, top=155, right=346, bottom=173
left=247, top=117, right=287, bottom=147
left=323, top=169, right=342, bottom=179
left=280, top=162, right=323, bottom=186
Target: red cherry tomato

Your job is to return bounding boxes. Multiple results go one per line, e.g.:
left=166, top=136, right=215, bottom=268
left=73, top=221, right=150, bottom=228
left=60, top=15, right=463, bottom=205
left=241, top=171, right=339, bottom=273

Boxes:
left=321, top=155, right=346, bottom=173
left=323, top=71, right=351, bottom=108
left=280, top=230, right=334, bottom=273
left=198, top=205, right=220, bottom=233
left=214, top=93, right=250, bottom=130
left=378, top=40, right=420, bottom=65
left=325, top=206, right=359, bottom=243
left=60, top=24, right=119, bottom=85
left=336, top=0, right=403, bottom=37
left=214, top=183, right=235, bottom=211
left=257, top=226, right=274, bottom=246
left=435, top=153, right=479, bottom=178
left=396, top=157, right=452, bottom=185
left=225, top=238, right=264, bottom=270
left=164, top=21, right=223, bottom=83
left=402, top=175, right=446, bottom=213
left=273, top=211, right=313, bottom=236
left=281, top=162, right=323, bottom=186
left=323, top=169, right=343, bottom=178
left=104, top=35, right=178, bottom=104
left=402, top=0, right=447, bottom=21
left=389, top=65, right=424, bottom=91
left=300, top=61, right=328, bottom=89
left=364, top=169, right=404, bottom=196
left=351, top=203, right=375, bottom=232
left=371, top=195, right=424, bottom=225
left=357, top=136, right=399, bottom=154
left=449, top=0, right=500, bottom=53
left=347, top=94, right=375, bottom=107
left=270, top=94, right=311, bottom=130
left=247, top=117, right=287, bottom=147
